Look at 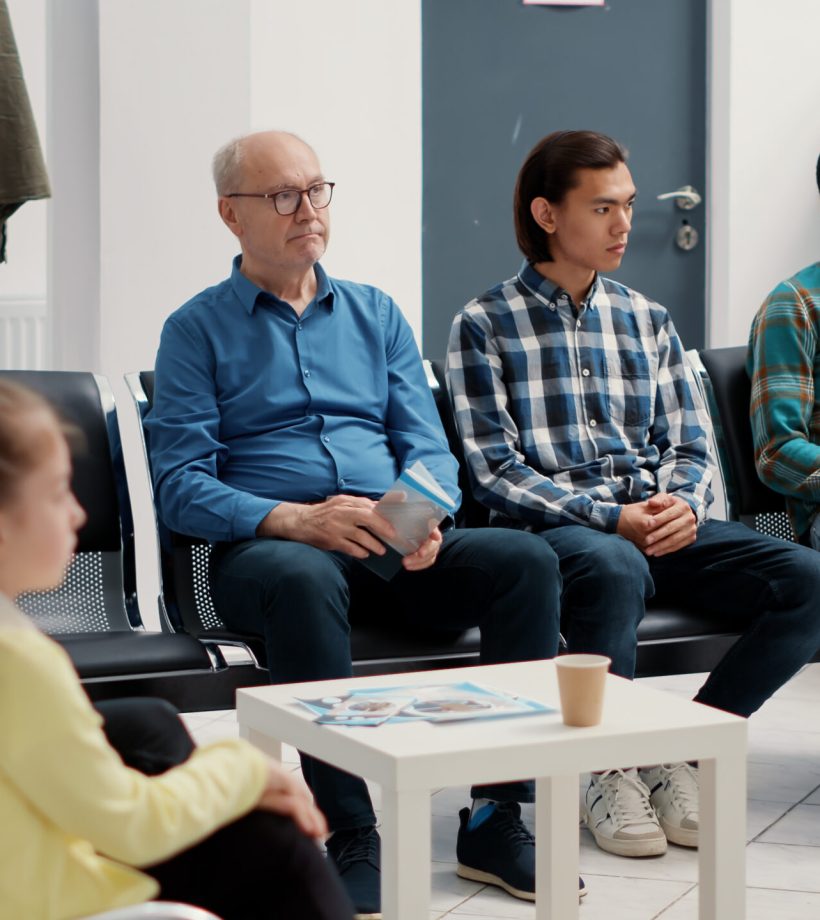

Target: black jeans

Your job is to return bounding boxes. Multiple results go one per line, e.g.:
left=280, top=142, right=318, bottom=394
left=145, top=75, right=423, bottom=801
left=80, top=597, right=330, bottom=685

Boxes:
left=95, top=698, right=354, bottom=920
left=210, top=528, right=562, bottom=829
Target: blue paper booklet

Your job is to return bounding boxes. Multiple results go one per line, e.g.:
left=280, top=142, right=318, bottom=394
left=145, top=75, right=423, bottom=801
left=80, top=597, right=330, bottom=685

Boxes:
left=296, top=681, right=555, bottom=727
left=360, top=460, right=456, bottom=581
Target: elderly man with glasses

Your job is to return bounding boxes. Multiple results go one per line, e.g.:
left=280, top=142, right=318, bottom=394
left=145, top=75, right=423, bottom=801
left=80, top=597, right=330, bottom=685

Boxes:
left=145, top=130, right=565, bottom=919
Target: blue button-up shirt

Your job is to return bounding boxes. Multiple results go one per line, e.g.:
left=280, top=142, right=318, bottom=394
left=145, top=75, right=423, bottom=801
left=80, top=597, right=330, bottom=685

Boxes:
left=446, top=261, right=714, bottom=533
left=146, top=257, right=459, bottom=543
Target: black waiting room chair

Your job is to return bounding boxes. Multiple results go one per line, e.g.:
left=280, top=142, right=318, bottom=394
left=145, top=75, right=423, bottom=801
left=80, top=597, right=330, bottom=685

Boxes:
left=0, top=370, right=256, bottom=711
left=126, top=369, right=483, bottom=677
left=695, top=346, right=793, bottom=540
left=131, top=355, right=773, bottom=684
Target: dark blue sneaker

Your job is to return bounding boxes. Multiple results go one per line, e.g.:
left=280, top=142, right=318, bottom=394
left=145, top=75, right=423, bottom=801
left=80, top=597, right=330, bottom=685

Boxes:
left=326, top=825, right=381, bottom=919
left=456, top=803, right=586, bottom=901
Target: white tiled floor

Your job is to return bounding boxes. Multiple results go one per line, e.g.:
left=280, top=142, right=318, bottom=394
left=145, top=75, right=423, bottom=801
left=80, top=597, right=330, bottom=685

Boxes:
left=181, top=662, right=820, bottom=919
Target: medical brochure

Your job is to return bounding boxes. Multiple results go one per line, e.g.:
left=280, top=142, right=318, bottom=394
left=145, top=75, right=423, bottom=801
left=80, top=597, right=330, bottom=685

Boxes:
left=360, top=460, right=456, bottom=580
left=296, top=681, right=554, bottom=727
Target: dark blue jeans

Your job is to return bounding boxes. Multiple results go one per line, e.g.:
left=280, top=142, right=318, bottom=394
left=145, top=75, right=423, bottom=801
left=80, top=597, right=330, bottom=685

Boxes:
left=210, top=528, right=561, bottom=830
left=538, top=519, right=820, bottom=716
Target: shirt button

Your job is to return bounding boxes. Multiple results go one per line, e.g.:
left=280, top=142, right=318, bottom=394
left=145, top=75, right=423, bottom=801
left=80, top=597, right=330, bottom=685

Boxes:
left=582, top=368, right=590, bottom=377
left=589, top=418, right=597, bottom=428
left=296, top=323, right=303, bottom=332
left=576, top=319, right=581, bottom=328
left=303, top=369, right=311, bottom=377
left=549, top=302, right=556, bottom=311
left=322, top=436, right=330, bottom=444
left=338, top=478, right=346, bottom=488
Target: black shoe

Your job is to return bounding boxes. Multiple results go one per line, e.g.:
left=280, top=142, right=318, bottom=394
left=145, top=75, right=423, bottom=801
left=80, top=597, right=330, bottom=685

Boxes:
left=326, top=825, right=381, bottom=919
left=456, top=803, right=586, bottom=901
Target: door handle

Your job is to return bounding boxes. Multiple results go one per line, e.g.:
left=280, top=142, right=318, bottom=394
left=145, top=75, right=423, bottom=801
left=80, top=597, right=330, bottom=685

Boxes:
left=656, top=185, right=701, bottom=210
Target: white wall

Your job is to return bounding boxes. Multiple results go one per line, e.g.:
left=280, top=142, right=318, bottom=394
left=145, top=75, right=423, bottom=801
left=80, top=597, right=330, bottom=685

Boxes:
left=248, top=0, right=422, bottom=333
left=709, top=0, right=820, bottom=347
left=97, top=0, right=252, bottom=626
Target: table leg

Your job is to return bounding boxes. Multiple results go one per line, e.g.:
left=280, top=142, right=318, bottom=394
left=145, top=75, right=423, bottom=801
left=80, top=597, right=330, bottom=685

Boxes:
left=698, top=752, right=746, bottom=919
left=380, top=787, right=431, bottom=920
left=535, top=774, right=579, bottom=920
left=238, top=723, right=283, bottom=762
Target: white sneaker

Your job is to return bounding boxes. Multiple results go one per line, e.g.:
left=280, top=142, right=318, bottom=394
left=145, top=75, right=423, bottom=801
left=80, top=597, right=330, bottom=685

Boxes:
left=582, top=768, right=667, bottom=857
left=640, top=762, right=699, bottom=848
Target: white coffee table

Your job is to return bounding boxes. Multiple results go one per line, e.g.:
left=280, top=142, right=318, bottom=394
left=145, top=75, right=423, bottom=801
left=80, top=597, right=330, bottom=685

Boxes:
left=237, top=661, right=746, bottom=920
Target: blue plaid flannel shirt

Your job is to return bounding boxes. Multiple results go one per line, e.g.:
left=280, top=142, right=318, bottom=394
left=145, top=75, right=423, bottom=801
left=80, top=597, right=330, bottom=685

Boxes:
left=445, top=261, right=714, bottom=533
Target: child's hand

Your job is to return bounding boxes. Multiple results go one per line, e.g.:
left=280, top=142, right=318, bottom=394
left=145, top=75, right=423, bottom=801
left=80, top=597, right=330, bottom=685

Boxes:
left=257, top=762, right=328, bottom=838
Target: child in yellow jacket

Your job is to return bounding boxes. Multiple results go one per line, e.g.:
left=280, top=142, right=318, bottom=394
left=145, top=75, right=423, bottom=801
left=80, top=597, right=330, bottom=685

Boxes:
left=0, top=379, right=354, bottom=920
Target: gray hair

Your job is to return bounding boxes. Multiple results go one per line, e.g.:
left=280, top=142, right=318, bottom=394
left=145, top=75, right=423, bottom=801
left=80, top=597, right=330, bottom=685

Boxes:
left=212, top=136, right=245, bottom=196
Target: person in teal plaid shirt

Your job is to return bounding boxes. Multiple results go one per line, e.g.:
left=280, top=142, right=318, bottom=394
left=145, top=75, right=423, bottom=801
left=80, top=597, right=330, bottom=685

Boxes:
left=748, top=154, right=820, bottom=548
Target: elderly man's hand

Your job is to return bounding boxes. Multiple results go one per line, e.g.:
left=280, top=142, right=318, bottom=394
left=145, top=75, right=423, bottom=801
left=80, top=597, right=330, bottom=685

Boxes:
left=401, top=527, right=443, bottom=572
left=256, top=495, right=397, bottom=558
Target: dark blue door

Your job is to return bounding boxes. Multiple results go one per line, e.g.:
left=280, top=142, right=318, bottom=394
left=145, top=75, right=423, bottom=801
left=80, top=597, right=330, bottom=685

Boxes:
left=422, top=0, right=707, bottom=355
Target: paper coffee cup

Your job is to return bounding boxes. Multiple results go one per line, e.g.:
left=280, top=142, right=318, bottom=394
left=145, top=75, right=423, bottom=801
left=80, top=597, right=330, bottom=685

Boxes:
left=555, top=654, right=611, bottom=727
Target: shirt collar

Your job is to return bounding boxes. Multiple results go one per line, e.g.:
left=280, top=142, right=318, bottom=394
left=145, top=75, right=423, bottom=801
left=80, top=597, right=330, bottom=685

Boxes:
left=230, top=255, right=335, bottom=316
left=517, top=259, right=601, bottom=311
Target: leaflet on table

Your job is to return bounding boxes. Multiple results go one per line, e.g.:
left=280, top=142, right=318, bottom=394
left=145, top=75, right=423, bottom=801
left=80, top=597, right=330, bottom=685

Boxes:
left=296, top=681, right=555, bottom=727
left=360, top=460, right=456, bottom=580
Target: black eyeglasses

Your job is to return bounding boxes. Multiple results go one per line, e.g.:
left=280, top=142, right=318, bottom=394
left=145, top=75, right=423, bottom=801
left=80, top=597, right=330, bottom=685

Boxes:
left=226, top=182, right=335, bottom=216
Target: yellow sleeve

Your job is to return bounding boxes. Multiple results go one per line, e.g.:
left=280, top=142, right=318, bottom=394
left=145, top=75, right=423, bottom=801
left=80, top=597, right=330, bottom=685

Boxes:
left=0, top=629, right=269, bottom=867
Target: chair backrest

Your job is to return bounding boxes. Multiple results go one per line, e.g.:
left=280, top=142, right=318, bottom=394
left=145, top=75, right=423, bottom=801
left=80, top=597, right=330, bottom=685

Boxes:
left=696, top=346, right=793, bottom=540
left=427, top=359, right=490, bottom=528
left=0, top=370, right=141, bottom=632
left=125, top=372, right=266, bottom=656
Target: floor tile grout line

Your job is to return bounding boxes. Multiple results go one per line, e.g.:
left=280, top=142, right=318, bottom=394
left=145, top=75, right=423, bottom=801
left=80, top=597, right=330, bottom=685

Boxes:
left=651, top=881, right=698, bottom=918
left=434, top=884, right=490, bottom=918
left=749, top=780, right=820, bottom=844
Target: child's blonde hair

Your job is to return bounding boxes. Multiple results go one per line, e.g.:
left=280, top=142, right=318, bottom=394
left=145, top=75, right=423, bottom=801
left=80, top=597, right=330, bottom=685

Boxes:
left=0, top=380, right=63, bottom=506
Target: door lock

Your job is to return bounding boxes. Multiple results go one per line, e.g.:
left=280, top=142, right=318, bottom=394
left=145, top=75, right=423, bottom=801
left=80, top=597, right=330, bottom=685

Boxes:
left=676, top=220, right=699, bottom=251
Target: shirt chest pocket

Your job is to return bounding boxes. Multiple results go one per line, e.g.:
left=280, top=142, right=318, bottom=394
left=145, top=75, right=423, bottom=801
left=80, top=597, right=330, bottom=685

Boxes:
left=604, top=352, right=653, bottom=428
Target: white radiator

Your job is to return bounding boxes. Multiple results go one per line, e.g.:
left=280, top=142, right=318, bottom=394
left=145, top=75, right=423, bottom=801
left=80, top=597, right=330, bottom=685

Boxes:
left=0, top=299, right=47, bottom=369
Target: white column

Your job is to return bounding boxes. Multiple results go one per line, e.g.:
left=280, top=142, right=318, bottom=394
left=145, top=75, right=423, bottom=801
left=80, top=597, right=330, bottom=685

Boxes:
left=47, top=0, right=101, bottom=372
left=708, top=0, right=820, bottom=347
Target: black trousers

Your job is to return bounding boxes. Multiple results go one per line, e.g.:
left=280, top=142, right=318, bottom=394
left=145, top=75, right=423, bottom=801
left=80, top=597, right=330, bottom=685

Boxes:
left=95, top=698, right=354, bottom=920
